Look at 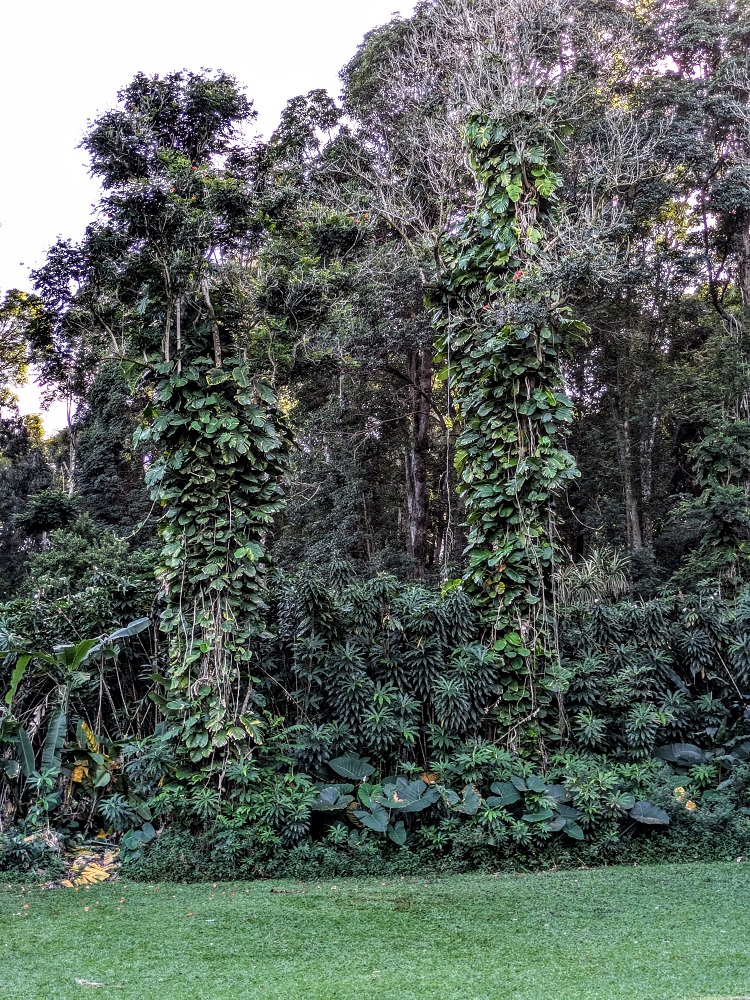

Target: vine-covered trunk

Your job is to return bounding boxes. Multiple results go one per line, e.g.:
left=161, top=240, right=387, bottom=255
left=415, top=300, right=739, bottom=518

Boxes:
left=138, top=357, right=291, bottom=760
left=431, top=113, right=586, bottom=739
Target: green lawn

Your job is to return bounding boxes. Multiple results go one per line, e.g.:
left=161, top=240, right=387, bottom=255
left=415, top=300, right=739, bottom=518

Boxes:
left=1, top=862, right=749, bottom=999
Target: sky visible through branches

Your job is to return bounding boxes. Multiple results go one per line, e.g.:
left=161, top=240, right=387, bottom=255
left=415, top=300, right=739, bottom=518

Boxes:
left=2, top=0, right=414, bottom=430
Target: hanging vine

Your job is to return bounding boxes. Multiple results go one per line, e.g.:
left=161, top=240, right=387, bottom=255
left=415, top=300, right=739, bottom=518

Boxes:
left=431, top=112, right=587, bottom=739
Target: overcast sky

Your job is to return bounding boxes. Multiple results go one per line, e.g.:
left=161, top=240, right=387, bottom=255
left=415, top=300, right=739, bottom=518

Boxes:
left=1, top=0, right=415, bottom=431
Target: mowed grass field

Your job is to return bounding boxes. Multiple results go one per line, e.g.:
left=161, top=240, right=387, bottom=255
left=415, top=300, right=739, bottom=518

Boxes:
left=2, top=861, right=749, bottom=1000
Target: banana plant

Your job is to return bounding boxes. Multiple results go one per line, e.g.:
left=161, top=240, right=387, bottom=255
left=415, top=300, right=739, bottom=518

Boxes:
left=0, top=618, right=150, bottom=784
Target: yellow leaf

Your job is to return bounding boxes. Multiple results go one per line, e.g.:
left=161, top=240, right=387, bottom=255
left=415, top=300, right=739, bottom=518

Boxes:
left=73, top=863, right=111, bottom=886
left=81, top=721, right=99, bottom=753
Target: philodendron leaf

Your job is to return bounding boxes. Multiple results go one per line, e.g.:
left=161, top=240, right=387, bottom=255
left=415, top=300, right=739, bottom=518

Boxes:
left=329, top=754, right=375, bottom=781
left=374, top=778, right=439, bottom=813
left=629, top=801, right=670, bottom=825
left=546, top=783, right=571, bottom=804
left=525, top=775, right=547, bottom=793
left=522, top=807, right=554, bottom=823
left=358, top=782, right=382, bottom=810
left=437, top=786, right=460, bottom=807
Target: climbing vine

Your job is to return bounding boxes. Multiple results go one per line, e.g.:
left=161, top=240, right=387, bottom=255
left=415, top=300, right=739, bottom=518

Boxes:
left=137, top=355, right=291, bottom=760
left=432, top=113, right=587, bottom=737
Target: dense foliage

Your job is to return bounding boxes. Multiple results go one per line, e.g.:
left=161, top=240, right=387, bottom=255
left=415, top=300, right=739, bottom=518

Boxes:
left=1, top=0, right=750, bottom=876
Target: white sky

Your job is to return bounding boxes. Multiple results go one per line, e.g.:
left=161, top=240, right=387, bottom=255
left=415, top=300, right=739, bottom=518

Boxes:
left=1, top=0, right=415, bottom=433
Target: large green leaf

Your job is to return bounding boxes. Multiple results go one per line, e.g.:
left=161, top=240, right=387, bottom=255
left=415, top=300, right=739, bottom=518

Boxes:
left=387, top=821, right=407, bottom=846
left=104, top=618, right=151, bottom=643
left=563, top=820, right=585, bottom=840
left=486, top=780, right=521, bottom=808
left=452, top=785, right=482, bottom=815
left=4, top=654, right=30, bottom=706
left=353, top=804, right=388, bottom=833
left=53, top=639, right=100, bottom=671
left=655, top=744, right=706, bottom=766
left=311, top=786, right=353, bottom=811
left=329, top=755, right=375, bottom=781
left=41, top=709, right=67, bottom=774
left=629, top=801, right=670, bottom=825
left=374, top=778, right=440, bottom=813
left=525, top=775, right=547, bottom=793
left=522, top=807, right=554, bottom=823
left=17, top=726, right=34, bottom=778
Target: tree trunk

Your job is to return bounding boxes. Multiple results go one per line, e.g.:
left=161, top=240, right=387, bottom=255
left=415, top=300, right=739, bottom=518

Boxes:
left=405, top=346, right=432, bottom=577
left=201, top=278, right=222, bottom=369
left=610, top=394, right=643, bottom=552
left=739, top=213, right=750, bottom=309
left=639, top=400, right=659, bottom=550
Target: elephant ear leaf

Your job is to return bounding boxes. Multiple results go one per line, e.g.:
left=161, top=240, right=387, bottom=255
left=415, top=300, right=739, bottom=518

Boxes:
left=452, top=785, right=482, bottom=815
left=387, top=821, right=407, bottom=846
left=487, top=781, right=521, bottom=807
left=629, top=801, right=670, bottom=825
left=41, top=709, right=67, bottom=773
left=329, top=754, right=375, bottom=781
left=311, top=786, right=353, bottom=811
left=563, top=820, right=585, bottom=840
left=5, top=654, right=31, bottom=706
left=655, top=743, right=706, bottom=766
left=375, top=778, right=438, bottom=812
left=353, top=804, right=388, bottom=833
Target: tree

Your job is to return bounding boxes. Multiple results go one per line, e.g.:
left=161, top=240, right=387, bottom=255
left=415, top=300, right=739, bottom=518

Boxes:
left=75, top=363, right=150, bottom=533
left=0, top=411, right=52, bottom=596
left=34, top=71, right=293, bottom=761
left=431, top=113, right=585, bottom=740
left=0, top=291, right=36, bottom=410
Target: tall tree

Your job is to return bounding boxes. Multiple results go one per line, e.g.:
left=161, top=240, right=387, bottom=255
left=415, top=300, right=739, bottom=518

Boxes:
left=32, top=72, right=293, bottom=760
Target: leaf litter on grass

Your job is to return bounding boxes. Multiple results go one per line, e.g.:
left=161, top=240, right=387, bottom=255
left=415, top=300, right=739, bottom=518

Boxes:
left=44, top=845, right=120, bottom=889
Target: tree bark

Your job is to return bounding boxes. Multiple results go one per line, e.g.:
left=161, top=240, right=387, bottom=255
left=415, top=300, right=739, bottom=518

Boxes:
left=639, top=400, right=659, bottom=550
left=405, top=346, right=432, bottom=577
left=739, top=213, right=750, bottom=309
left=610, top=394, right=643, bottom=552
left=201, top=278, right=222, bottom=369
